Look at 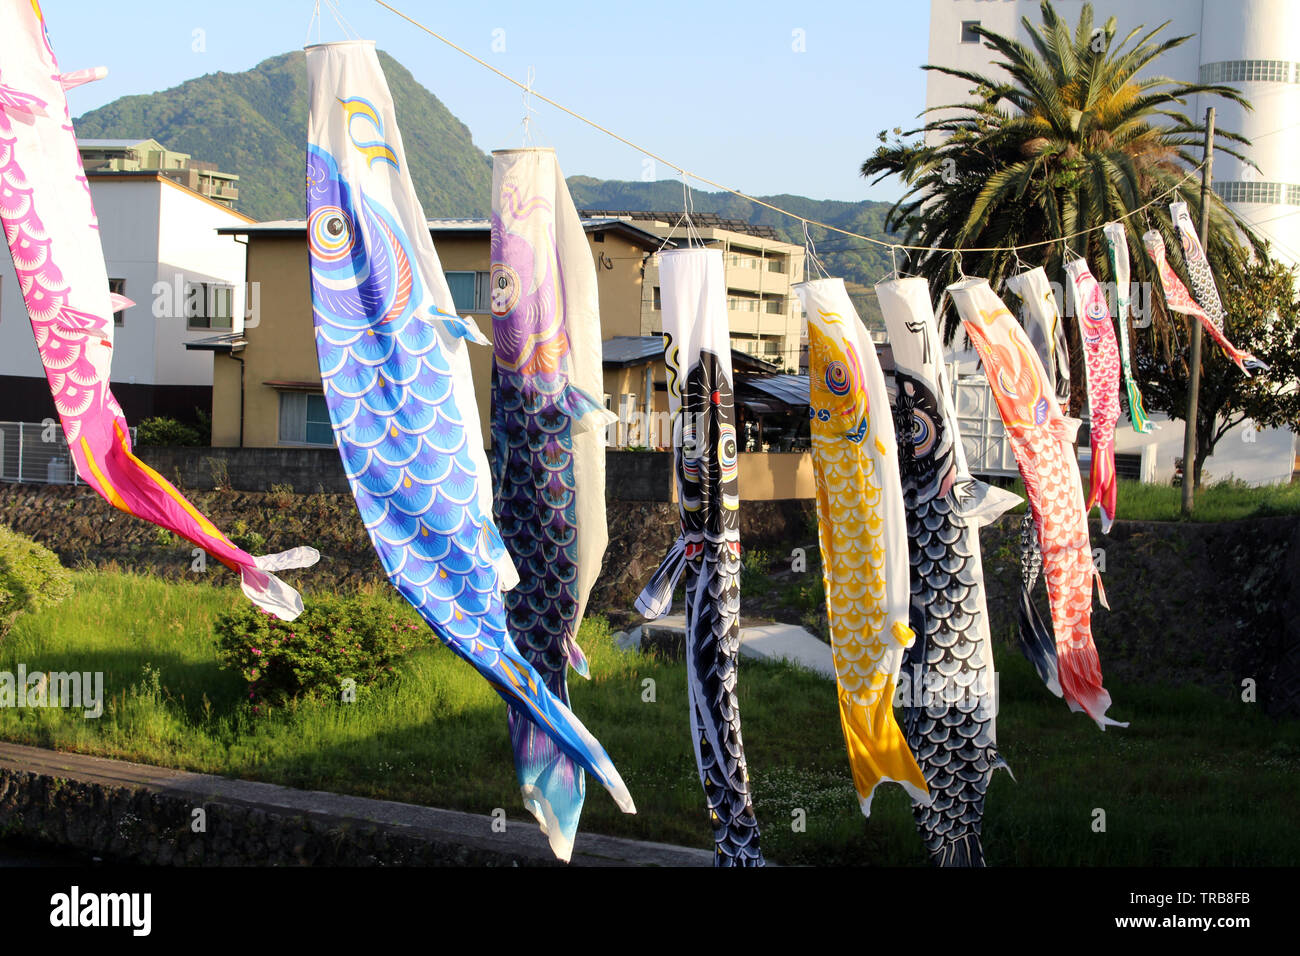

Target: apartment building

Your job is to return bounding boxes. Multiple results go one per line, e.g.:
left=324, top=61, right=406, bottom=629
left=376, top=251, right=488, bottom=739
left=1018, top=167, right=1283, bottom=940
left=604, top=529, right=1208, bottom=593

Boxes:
left=580, top=210, right=807, bottom=372
left=78, top=138, right=241, bottom=210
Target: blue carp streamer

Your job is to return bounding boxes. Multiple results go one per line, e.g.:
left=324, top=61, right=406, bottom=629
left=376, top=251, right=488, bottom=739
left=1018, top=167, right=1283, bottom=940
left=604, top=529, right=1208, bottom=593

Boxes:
left=304, top=44, right=632, bottom=854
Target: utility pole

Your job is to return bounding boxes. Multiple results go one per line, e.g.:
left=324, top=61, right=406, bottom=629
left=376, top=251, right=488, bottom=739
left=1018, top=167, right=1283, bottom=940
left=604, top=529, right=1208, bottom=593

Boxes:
left=1182, top=106, right=1214, bottom=516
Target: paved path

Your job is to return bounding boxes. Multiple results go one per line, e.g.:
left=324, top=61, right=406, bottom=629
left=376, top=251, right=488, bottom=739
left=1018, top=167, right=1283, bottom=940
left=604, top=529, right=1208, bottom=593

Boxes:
left=624, top=616, right=835, bottom=679
left=0, top=741, right=711, bottom=867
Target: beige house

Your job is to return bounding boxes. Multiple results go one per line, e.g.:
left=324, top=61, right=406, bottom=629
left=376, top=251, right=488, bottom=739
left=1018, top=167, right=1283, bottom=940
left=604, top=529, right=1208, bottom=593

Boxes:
left=197, top=217, right=666, bottom=449
left=581, top=210, right=807, bottom=372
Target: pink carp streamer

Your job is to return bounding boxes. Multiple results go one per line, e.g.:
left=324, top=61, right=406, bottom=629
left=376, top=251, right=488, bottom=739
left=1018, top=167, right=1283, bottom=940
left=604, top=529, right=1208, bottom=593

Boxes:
left=1065, top=258, right=1122, bottom=533
left=1144, top=203, right=1266, bottom=376
left=0, top=1, right=317, bottom=618
left=949, top=278, right=1126, bottom=731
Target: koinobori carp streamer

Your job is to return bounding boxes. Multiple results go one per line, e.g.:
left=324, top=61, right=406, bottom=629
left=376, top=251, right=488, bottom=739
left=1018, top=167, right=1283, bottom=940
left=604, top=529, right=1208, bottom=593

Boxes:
left=877, top=276, right=1018, bottom=866
left=305, top=41, right=632, bottom=853
left=637, top=248, right=763, bottom=866
left=797, top=276, right=929, bottom=819
left=489, top=146, right=618, bottom=861
left=0, top=0, right=318, bottom=619
left=948, top=278, right=1125, bottom=731
left=1065, top=257, right=1122, bottom=533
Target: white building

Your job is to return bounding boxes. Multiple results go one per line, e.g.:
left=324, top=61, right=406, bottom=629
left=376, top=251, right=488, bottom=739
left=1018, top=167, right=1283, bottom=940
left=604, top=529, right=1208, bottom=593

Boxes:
left=928, top=0, right=1299, bottom=486
left=927, top=0, right=1300, bottom=265
left=0, top=171, right=252, bottom=427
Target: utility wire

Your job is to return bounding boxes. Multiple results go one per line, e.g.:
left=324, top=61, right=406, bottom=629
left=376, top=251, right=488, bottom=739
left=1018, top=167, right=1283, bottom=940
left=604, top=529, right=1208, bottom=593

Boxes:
left=371, top=0, right=1210, bottom=258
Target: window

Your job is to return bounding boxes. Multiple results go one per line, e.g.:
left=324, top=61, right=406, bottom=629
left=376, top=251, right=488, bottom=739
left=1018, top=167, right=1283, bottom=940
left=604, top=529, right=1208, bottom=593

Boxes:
left=961, top=20, right=981, bottom=44
left=652, top=286, right=662, bottom=311
left=278, top=392, right=333, bottom=446
left=445, top=270, right=492, bottom=312
left=109, top=278, right=127, bottom=326
left=186, top=281, right=234, bottom=330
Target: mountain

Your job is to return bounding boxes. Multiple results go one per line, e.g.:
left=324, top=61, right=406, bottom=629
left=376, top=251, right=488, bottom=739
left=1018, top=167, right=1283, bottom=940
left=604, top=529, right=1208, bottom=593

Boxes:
left=73, top=52, right=900, bottom=299
left=74, top=50, right=491, bottom=221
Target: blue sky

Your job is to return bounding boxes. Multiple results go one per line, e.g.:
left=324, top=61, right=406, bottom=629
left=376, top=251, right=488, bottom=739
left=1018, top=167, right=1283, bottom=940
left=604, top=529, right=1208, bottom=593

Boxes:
left=49, top=0, right=930, bottom=203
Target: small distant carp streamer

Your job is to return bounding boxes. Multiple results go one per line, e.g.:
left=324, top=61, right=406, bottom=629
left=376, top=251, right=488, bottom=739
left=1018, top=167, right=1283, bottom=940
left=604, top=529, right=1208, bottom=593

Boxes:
left=1004, top=268, right=1075, bottom=698
left=489, top=147, right=618, bottom=861
left=637, top=249, right=763, bottom=866
left=0, top=0, right=318, bottom=618
left=1006, top=267, right=1070, bottom=415
left=1102, top=223, right=1155, bottom=433
left=876, top=277, right=1018, bottom=866
left=949, top=279, right=1126, bottom=730
left=1144, top=204, right=1267, bottom=375
left=1065, top=258, right=1122, bottom=533
left=796, top=277, right=929, bottom=818
left=305, top=41, right=633, bottom=852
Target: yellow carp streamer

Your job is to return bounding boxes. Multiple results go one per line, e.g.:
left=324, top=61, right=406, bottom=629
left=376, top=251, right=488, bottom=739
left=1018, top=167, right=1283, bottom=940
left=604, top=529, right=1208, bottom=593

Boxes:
left=796, top=278, right=930, bottom=814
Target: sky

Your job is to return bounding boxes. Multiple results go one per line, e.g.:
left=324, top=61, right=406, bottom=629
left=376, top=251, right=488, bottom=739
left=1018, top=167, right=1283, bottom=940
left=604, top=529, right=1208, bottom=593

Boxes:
left=46, top=0, right=931, bottom=204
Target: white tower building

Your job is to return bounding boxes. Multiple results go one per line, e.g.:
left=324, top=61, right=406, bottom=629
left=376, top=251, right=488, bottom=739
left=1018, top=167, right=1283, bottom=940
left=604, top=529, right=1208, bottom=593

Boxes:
left=926, top=0, right=1300, bottom=264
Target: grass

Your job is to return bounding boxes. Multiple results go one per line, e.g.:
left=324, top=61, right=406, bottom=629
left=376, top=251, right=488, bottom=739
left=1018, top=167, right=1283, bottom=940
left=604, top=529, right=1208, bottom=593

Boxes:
left=2, top=571, right=1298, bottom=865
left=999, top=476, right=1300, bottom=523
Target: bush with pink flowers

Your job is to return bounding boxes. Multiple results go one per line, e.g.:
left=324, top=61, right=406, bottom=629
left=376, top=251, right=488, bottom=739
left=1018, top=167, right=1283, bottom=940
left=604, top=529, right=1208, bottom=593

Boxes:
left=214, top=595, right=431, bottom=709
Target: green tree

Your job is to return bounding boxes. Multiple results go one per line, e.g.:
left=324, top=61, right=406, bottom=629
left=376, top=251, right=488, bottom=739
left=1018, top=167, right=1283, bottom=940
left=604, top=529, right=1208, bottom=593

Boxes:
left=1138, top=254, right=1300, bottom=487
left=860, top=0, right=1262, bottom=416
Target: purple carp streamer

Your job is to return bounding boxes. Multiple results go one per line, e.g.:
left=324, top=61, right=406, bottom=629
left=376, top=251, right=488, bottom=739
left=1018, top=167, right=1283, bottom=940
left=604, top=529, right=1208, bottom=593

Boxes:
left=637, top=248, right=763, bottom=866
left=489, top=147, right=617, bottom=861
left=305, top=42, right=632, bottom=853
left=878, top=277, right=1017, bottom=866
left=1102, top=223, right=1155, bottom=434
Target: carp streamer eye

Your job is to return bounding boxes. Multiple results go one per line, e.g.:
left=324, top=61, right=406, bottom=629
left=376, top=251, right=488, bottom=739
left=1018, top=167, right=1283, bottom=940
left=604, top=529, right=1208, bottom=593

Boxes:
left=719, top=423, right=738, bottom=482
left=912, top=408, right=937, bottom=458
left=308, top=206, right=354, bottom=262
left=825, top=360, right=850, bottom=396
left=490, top=262, right=520, bottom=317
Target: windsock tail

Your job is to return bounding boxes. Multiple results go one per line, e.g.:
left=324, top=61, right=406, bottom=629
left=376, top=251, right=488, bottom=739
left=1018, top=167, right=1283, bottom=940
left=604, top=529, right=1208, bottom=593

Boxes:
left=1017, top=584, right=1063, bottom=697
left=508, top=708, right=586, bottom=863
left=1059, top=647, right=1128, bottom=731
left=484, top=646, right=635, bottom=816
left=1087, top=445, right=1118, bottom=533
left=839, top=681, right=929, bottom=818
left=990, top=747, right=1016, bottom=782
left=636, top=536, right=687, bottom=619
left=934, top=833, right=987, bottom=868
left=239, top=548, right=320, bottom=620
left=1125, top=380, right=1156, bottom=434
left=1242, top=352, right=1270, bottom=374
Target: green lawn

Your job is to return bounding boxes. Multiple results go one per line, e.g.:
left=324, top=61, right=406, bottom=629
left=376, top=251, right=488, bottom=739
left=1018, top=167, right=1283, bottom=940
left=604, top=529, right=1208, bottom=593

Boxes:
left=2, top=571, right=1297, bottom=865
left=1000, top=476, right=1300, bottom=523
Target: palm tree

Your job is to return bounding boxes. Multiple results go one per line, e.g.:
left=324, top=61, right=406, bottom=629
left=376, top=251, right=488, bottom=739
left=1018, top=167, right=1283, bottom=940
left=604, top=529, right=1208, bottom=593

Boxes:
left=861, top=0, right=1264, bottom=411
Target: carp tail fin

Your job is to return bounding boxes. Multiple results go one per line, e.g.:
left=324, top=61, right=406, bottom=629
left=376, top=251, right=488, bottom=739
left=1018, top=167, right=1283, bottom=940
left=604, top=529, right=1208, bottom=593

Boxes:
left=1017, top=583, right=1063, bottom=698
left=841, top=676, right=930, bottom=819
left=508, top=707, right=586, bottom=863
left=635, top=536, right=686, bottom=620
left=934, top=833, right=987, bottom=868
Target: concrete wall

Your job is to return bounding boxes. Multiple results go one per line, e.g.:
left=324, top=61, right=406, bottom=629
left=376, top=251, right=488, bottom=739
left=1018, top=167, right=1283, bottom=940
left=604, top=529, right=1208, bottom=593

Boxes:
left=136, top=445, right=685, bottom=500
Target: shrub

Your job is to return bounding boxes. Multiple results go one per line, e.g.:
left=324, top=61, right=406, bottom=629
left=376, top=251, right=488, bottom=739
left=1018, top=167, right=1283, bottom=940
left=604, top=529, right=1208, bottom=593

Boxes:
left=0, top=526, right=73, bottom=640
left=214, top=594, right=431, bottom=708
left=136, top=416, right=202, bottom=447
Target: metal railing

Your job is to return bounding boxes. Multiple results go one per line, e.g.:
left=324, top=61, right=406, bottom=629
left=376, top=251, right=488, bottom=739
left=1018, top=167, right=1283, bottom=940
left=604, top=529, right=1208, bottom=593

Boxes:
left=0, top=421, right=136, bottom=486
